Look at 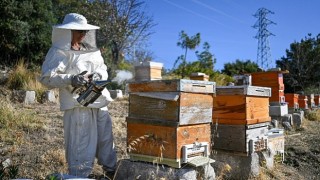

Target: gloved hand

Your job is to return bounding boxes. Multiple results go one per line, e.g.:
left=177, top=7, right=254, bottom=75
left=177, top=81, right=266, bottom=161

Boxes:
left=88, top=72, right=102, bottom=82
left=71, top=71, right=88, bottom=87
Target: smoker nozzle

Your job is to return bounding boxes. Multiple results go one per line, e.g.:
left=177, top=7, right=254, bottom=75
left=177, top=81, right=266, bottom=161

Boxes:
left=94, top=80, right=112, bottom=89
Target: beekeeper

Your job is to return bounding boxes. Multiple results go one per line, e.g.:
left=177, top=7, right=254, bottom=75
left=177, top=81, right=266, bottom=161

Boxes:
left=40, top=13, right=117, bottom=178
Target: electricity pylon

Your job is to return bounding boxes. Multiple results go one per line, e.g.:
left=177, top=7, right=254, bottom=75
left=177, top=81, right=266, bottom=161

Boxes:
left=253, top=8, right=276, bottom=70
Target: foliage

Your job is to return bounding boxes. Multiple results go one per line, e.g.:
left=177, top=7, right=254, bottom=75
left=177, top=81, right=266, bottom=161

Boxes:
left=0, top=0, right=55, bottom=66
left=211, top=72, right=234, bottom=86
left=221, top=59, right=260, bottom=76
left=174, top=31, right=201, bottom=78
left=7, top=60, right=47, bottom=102
left=276, top=34, right=320, bottom=93
left=83, top=0, right=155, bottom=77
left=305, top=109, right=320, bottom=121
left=0, top=160, right=19, bottom=179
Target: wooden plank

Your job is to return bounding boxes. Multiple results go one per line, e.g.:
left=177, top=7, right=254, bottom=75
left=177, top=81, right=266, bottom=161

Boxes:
left=214, top=117, right=271, bottom=125
left=129, top=153, right=181, bottom=168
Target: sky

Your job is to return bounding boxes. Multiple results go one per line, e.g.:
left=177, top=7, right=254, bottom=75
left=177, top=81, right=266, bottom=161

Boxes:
left=143, top=0, right=320, bottom=71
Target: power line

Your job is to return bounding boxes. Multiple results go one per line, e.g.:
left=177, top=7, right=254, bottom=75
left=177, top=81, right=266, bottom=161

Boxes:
left=253, top=7, right=276, bottom=70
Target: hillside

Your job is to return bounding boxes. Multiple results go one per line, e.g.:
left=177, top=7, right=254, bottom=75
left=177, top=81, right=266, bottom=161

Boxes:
left=0, top=88, right=320, bottom=179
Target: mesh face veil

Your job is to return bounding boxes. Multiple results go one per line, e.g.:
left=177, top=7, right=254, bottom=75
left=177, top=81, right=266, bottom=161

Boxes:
left=51, top=13, right=100, bottom=51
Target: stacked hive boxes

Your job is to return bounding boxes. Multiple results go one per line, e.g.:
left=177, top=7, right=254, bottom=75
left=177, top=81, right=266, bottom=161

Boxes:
left=126, top=79, right=216, bottom=168
left=308, top=94, right=316, bottom=109
left=134, top=61, right=163, bottom=81
left=298, top=95, right=308, bottom=110
left=314, top=95, right=320, bottom=107
left=250, top=71, right=287, bottom=104
left=250, top=71, right=289, bottom=117
left=212, top=85, right=271, bottom=154
left=284, top=93, right=299, bottom=112
left=284, top=93, right=299, bottom=109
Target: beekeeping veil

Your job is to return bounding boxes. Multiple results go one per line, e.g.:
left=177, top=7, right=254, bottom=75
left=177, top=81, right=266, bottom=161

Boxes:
left=52, top=13, right=100, bottom=51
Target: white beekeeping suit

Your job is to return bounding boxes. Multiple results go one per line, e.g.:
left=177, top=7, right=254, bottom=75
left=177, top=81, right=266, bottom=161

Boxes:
left=40, top=13, right=117, bottom=178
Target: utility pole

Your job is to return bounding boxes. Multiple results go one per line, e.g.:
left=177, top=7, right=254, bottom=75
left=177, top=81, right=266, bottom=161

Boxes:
left=253, top=8, right=276, bottom=70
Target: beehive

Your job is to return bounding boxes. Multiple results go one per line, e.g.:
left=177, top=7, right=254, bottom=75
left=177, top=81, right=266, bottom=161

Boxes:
left=127, top=117, right=211, bottom=168
left=213, top=85, right=271, bottom=125
left=134, top=61, right=163, bottom=81
left=189, top=72, right=209, bottom=81
left=127, top=79, right=216, bottom=167
left=284, top=93, right=299, bottom=109
left=127, top=79, right=215, bottom=125
left=298, top=95, right=308, bottom=109
left=250, top=71, right=288, bottom=103
left=212, top=123, right=269, bottom=153
left=314, top=95, right=320, bottom=107
left=308, top=94, right=316, bottom=109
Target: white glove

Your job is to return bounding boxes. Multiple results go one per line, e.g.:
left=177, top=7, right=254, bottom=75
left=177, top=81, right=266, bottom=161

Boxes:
left=88, top=72, right=102, bottom=82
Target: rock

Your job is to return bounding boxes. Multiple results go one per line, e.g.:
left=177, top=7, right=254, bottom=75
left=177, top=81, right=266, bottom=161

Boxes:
left=114, top=159, right=215, bottom=180
left=292, top=113, right=302, bottom=128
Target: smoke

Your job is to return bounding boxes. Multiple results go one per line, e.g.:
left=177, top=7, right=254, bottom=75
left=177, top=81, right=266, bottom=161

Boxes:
left=112, top=70, right=133, bottom=85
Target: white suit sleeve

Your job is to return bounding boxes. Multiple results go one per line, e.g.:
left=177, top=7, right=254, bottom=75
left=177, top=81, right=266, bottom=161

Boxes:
left=40, top=48, right=73, bottom=88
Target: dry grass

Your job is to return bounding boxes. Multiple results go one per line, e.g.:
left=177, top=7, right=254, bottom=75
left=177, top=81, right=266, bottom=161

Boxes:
left=7, top=59, right=47, bottom=102
left=304, top=109, right=320, bottom=121
left=1, top=78, right=320, bottom=179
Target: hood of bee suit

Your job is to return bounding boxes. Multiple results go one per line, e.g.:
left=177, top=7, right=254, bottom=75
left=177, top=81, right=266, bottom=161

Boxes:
left=51, top=13, right=100, bottom=51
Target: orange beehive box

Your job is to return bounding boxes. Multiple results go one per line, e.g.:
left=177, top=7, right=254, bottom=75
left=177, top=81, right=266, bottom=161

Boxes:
left=250, top=71, right=287, bottom=86
left=284, top=93, right=299, bottom=109
left=127, top=117, right=211, bottom=168
left=298, top=95, right=308, bottom=109
left=270, top=88, right=285, bottom=103
left=250, top=71, right=288, bottom=103
left=213, top=86, right=271, bottom=125
left=314, top=95, right=320, bottom=107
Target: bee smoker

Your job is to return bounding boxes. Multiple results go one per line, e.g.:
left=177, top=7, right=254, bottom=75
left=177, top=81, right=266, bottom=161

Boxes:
left=76, top=80, right=111, bottom=106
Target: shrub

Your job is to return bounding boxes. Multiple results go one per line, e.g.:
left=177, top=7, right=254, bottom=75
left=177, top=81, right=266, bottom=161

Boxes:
left=7, top=59, right=47, bottom=102
left=305, top=109, right=320, bottom=121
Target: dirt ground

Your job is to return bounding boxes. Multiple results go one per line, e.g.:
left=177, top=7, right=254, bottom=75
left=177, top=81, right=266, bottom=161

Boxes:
left=1, top=91, right=320, bottom=179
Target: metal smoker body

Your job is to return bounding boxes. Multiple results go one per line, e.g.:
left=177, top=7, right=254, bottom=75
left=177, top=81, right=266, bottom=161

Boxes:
left=77, top=80, right=110, bottom=106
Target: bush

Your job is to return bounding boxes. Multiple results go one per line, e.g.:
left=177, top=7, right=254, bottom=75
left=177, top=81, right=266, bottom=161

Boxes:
left=305, top=109, right=320, bottom=121
left=7, top=60, right=47, bottom=102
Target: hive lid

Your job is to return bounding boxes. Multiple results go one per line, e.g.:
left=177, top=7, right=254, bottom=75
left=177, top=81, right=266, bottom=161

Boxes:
left=127, top=79, right=216, bottom=94
left=216, top=85, right=271, bottom=97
